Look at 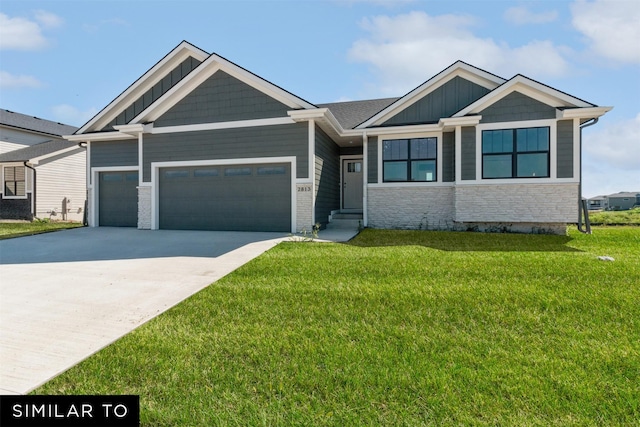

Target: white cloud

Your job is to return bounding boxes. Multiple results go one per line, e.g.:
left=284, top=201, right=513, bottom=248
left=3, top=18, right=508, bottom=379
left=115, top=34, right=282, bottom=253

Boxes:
left=51, top=104, right=99, bottom=127
left=571, top=0, right=640, bottom=63
left=34, top=10, right=64, bottom=29
left=584, top=113, right=640, bottom=171
left=0, top=11, right=62, bottom=50
left=582, top=113, right=640, bottom=197
left=0, top=70, right=43, bottom=88
left=504, top=6, right=558, bottom=25
left=348, top=11, right=570, bottom=95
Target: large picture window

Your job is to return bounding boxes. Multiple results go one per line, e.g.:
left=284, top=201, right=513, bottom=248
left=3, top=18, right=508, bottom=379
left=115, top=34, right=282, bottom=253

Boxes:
left=383, top=137, right=437, bottom=182
left=3, top=166, right=26, bottom=197
left=482, top=127, right=549, bottom=179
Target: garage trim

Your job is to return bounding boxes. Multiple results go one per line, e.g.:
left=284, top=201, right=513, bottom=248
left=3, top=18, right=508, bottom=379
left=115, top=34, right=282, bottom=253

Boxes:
left=90, top=166, right=140, bottom=227
left=150, top=156, right=297, bottom=232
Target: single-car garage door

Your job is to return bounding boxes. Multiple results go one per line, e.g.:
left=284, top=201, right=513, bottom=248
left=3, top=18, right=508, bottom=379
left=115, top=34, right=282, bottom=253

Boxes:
left=99, top=171, right=138, bottom=227
left=159, top=163, right=291, bottom=232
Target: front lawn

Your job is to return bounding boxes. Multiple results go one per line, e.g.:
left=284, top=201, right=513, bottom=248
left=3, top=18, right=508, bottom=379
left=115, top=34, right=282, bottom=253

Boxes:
left=35, top=227, right=640, bottom=426
left=0, top=221, right=83, bottom=239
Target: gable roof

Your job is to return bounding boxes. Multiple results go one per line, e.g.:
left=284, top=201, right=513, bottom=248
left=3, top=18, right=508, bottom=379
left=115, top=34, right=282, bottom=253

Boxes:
left=453, top=74, right=595, bottom=117
left=76, top=41, right=316, bottom=135
left=0, top=109, right=77, bottom=137
left=318, top=98, right=399, bottom=130
left=76, top=41, right=209, bottom=134
left=0, top=139, right=81, bottom=163
left=130, top=51, right=316, bottom=125
left=355, top=61, right=506, bottom=129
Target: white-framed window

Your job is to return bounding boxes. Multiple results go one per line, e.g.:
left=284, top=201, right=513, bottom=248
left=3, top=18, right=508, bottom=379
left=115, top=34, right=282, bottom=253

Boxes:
left=3, top=166, right=26, bottom=198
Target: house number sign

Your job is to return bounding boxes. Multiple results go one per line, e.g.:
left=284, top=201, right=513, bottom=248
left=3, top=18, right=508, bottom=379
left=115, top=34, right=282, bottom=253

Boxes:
left=297, top=186, right=312, bottom=192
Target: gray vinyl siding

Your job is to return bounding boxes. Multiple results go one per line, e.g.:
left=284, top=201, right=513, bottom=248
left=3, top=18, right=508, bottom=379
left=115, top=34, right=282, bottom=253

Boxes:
left=442, top=132, right=455, bottom=182
left=314, top=126, right=340, bottom=226
left=90, top=140, right=138, bottom=170
left=479, top=91, right=556, bottom=123
left=105, top=56, right=201, bottom=130
left=154, top=71, right=291, bottom=127
left=367, top=136, right=377, bottom=184
left=382, top=77, right=491, bottom=126
left=556, top=120, right=574, bottom=178
left=142, top=123, right=308, bottom=181
left=461, top=127, right=476, bottom=180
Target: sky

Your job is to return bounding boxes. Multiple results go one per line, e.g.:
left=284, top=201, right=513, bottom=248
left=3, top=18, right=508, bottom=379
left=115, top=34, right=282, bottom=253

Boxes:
left=0, top=0, right=638, bottom=198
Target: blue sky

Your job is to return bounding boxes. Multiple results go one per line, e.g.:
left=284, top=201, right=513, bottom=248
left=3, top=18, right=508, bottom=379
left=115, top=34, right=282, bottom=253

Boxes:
left=1, top=0, right=638, bottom=197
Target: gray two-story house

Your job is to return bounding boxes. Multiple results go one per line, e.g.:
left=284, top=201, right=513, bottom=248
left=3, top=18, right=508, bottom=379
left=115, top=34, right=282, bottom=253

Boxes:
left=66, top=41, right=611, bottom=234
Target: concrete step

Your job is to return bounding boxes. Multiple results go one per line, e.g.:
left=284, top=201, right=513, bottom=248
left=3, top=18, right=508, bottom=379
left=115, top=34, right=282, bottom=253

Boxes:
left=332, top=213, right=363, bottom=220
left=326, top=218, right=362, bottom=229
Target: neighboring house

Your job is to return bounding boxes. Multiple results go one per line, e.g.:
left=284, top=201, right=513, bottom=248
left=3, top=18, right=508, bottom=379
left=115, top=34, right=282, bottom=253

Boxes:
left=0, top=109, right=85, bottom=221
left=587, top=195, right=608, bottom=210
left=66, top=41, right=612, bottom=234
left=606, top=192, right=640, bottom=211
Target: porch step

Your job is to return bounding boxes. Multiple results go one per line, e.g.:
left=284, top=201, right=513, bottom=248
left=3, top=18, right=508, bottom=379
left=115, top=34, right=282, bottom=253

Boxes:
left=327, top=213, right=363, bottom=230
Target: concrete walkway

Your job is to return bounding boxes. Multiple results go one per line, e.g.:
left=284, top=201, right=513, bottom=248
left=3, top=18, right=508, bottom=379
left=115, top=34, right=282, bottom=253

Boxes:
left=0, top=226, right=358, bottom=395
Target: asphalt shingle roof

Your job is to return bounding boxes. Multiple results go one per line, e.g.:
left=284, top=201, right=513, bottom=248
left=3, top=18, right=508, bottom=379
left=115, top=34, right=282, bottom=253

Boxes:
left=318, top=98, right=399, bottom=130
left=0, top=139, right=80, bottom=162
left=0, top=109, right=78, bottom=137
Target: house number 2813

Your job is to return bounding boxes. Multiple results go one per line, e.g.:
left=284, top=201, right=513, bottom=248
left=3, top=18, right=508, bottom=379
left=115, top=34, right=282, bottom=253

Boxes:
left=297, top=186, right=312, bottom=192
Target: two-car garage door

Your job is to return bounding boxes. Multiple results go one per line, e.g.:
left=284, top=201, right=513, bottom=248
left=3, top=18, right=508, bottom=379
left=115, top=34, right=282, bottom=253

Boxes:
left=159, top=163, right=291, bottom=232
left=99, top=163, right=291, bottom=231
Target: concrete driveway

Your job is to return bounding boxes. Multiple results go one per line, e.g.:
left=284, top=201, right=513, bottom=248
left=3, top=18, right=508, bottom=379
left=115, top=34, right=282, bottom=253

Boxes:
left=0, top=227, right=289, bottom=395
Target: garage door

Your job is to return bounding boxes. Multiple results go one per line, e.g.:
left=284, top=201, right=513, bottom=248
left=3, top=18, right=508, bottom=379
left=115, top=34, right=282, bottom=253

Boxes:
left=159, top=163, right=291, bottom=232
left=99, top=171, right=138, bottom=227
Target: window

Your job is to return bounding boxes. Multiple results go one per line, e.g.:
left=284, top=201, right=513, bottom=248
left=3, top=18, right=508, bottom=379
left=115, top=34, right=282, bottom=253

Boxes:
left=164, top=170, right=189, bottom=179
left=224, top=167, right=251, bottom=176
left=383, top=137, right=437, bottom=182
left=347, top=162, right=361, bottom=173
left=194, top=168, right=219, bottom=177
left=4, top=166, right=26, bottom=197
left=482, top=127, right=549, bottom=179
left=257, top=166, right=286, bottom=175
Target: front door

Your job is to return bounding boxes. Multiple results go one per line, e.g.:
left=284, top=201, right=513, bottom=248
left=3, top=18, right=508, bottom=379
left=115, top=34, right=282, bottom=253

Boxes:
left=342, top=159, right=363, bottom=211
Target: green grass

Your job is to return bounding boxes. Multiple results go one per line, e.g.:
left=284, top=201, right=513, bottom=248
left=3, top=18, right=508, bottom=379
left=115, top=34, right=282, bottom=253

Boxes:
left=35, top=227, right=640, bottom=426
left=589, top=207, right=640, bottom=226
left=0, top=221, right=83, bottom=239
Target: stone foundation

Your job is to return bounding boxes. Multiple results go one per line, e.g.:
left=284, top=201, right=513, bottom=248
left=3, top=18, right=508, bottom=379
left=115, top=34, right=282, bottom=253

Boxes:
left=137, top=186, right=151, bottom=229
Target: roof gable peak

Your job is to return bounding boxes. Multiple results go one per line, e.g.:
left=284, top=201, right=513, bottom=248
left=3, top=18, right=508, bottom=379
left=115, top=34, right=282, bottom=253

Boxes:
left=356, top=60, right=506, bottom=129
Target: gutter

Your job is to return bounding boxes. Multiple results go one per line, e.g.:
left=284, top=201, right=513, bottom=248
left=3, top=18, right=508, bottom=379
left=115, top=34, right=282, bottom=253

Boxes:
left=23, top=161, right=37, bottom=220
left=578, top=118, right=599, bottom=234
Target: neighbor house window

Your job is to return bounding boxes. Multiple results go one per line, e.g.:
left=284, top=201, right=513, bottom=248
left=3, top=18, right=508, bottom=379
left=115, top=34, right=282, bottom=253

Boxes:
left=383, top=137, right=437, bottom=182
left=482, top=127, right=549, bottom=179
left=4, top=166, right=26, bottom=197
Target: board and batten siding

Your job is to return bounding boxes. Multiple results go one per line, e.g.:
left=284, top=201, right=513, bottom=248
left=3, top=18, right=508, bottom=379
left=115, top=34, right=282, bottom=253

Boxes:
left=479, top=92, right=556, bottom=123
left=367, top=136, right=378, bottom=184
left=442, top=132, right=455, bottom=182
left=154, top=71, right=292, bottom=127
left=143, top=123, right=308, bottom=181
left=382, top=77, right=491, bottom=126
left=90, top=140, right=139, bottom=169
left=461, top=126, right=476, bottom=180
left=314, top=126, right=340, bottom=226
left=556, top=120, right=574, bottom=178
left=35, top=148, right=86, bottom=221
left=104, top=56, right=202, bottom=131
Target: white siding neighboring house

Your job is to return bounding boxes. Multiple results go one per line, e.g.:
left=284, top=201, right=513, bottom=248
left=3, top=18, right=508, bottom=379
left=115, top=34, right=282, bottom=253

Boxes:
left=0, top=109, right=85, bottom=221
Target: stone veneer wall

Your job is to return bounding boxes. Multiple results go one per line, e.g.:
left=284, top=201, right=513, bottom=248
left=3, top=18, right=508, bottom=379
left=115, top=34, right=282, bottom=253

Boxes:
left=296, top=183, right=313, bottom=232
left=367, top=186, right=455, bottom=230
left=454, top=183, right=578, bottom=224
left=137, top=186, right=151, bottom=229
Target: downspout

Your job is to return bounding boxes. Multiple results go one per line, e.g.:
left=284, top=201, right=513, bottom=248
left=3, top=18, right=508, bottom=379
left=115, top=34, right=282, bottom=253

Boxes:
left=78, top=142, right=88, bottom=226
left=578, top=118, right=598, bottom=234
left=23, top=161, right=36, bottom=220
